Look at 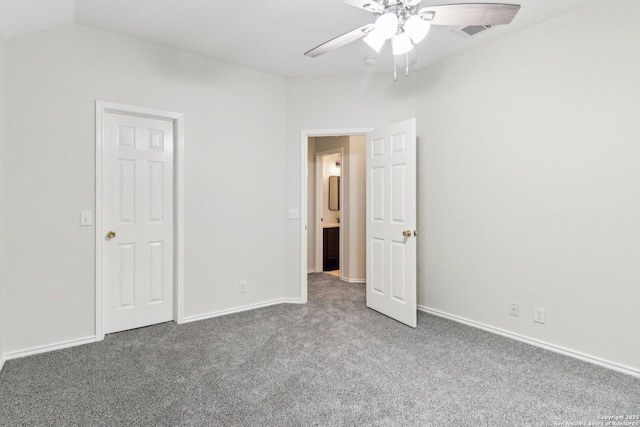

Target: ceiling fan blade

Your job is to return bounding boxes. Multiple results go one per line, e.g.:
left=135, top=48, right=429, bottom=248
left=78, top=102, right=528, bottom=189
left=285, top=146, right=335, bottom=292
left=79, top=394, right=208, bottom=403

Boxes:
left=304, top=24, right=375, bottom=58
left=341, top=0, right=385, bottom=13
left=418, top=3, right=521, bottom=26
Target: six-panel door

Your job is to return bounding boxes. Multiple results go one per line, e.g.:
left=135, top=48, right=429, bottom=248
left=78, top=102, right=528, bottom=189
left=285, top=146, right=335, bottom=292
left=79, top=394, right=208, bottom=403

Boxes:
left=103, top=112, right=174, bottom=334
left=366, top=118, right=417, bottom=328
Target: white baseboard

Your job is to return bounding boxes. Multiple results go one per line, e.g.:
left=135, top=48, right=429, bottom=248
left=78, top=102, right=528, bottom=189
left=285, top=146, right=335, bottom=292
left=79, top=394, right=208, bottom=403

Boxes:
left=0, top=298, right=309, bottom=371
left=307, top=270, right=365, bottom=283
left=341, top=277, right=366, bottom=284
left=182, top=298, right=295, bottom=323
left=417, top=305, right=640, bottom=379
left=4, top=336, right=97, bottom=362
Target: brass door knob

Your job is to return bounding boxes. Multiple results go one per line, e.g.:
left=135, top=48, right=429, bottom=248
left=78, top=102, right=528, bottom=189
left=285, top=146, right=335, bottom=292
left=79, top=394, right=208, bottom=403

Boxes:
left=106, top=231, right=116, bottom=239
left=402, top=230, right=412, bottom=237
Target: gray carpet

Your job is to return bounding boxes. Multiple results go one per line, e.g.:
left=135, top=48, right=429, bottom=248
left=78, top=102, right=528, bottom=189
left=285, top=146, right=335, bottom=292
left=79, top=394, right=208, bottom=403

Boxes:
left=1, top=273, right=638, bottom=426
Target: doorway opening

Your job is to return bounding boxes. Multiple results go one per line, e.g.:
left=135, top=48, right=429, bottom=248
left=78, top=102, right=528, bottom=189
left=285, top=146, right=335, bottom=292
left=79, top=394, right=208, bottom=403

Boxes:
left=300, top=120, right=418, bottom=327
left=314, top=148, right=342, bottom=278
left=300, top=128, right=372, bottom=303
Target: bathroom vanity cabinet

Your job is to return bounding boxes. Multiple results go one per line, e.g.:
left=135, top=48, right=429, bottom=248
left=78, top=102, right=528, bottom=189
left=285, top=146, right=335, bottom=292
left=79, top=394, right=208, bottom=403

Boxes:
left=323, top=226, right=339, bottom=271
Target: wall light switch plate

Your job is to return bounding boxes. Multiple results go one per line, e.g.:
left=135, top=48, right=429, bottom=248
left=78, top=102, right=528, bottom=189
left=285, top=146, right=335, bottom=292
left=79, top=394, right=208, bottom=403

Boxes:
left=288, top=208, right=299, bottom=220
left=80, top=211, right=93, bottom=226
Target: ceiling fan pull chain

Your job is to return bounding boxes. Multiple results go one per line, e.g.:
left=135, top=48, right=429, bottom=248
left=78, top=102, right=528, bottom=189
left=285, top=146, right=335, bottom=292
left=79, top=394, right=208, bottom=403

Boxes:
left=406, top=52, right=409, bottom=76
left=393, top=54, right=397, bottom=81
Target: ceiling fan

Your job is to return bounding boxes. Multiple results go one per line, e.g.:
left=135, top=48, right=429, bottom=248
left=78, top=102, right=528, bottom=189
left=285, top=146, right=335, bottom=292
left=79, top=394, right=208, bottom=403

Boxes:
left=304, top=1, right=521, bottom=78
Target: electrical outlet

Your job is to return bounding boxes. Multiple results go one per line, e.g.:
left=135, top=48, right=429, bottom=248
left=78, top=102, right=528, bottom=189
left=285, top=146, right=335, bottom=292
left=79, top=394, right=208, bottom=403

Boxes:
left=534, top=307, right=545, bottom=324
left=510, top=302, right=519, bottom=317
left=239, top=280, right=247, bottom=293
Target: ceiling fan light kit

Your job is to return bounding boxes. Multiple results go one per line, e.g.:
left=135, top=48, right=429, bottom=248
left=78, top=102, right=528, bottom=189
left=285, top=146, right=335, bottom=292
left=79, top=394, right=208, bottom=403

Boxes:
left=392, top=33, right=413, bottom=55
left=363, top=28, right=386, bottom=52
left=404, top=15, right=431, bottom=43
left=375, top=12, right=400, bottom=39
left=304, top=1, right=521, bottom=79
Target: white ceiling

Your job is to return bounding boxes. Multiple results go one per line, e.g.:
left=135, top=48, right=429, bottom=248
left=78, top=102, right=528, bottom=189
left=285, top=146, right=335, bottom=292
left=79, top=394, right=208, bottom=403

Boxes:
left=0, top=0, right=74, bottom=40
left=0, top=0, right=598, bottom=78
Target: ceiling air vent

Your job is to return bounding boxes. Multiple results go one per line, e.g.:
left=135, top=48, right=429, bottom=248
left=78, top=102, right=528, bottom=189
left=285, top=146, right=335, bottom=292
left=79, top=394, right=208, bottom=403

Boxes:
left=454, top=24, right=494, bottom=38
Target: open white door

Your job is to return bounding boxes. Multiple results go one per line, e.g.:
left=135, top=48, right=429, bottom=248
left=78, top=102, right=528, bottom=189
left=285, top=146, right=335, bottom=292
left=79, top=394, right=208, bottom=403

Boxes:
left=366, top=118, right=417, bottom=327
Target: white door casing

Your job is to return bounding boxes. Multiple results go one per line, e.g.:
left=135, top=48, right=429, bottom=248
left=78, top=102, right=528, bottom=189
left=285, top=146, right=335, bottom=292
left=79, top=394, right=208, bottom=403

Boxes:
left=97, top=102, right=184, bottom=337
left=366, top=118, right=417, bottom=327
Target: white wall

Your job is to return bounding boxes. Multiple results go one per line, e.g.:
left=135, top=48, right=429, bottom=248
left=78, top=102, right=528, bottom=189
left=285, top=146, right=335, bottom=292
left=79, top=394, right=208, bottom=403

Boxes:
left=284, top=74, right=416, bottom=297
left=3, top=24, right=286, bottom=354
left=0, top=31, right=7, bottom=367
left=416, top=0, right=640, bottom=373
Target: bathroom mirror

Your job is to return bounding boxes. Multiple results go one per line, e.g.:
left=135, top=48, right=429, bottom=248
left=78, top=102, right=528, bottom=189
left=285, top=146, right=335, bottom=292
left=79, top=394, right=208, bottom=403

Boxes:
left=329, top=176, right=340, bottom=211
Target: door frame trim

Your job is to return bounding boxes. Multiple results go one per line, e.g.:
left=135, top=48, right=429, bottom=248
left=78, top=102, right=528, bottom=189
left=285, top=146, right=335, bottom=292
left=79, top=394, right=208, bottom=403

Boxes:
left=95, top=101, right=185, bottom=340
left=300, top=128, right=372, bottom=303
